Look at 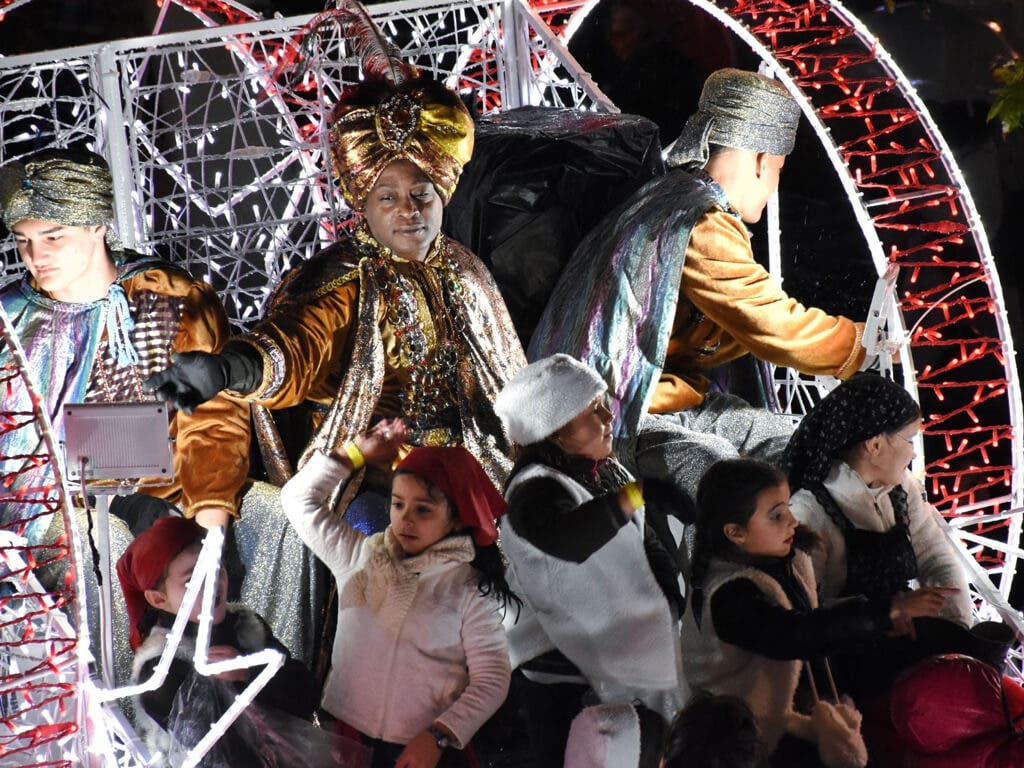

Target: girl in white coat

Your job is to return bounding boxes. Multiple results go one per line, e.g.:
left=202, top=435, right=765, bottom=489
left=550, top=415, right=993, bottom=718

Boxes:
left=494, top=354, right=687, bottom=767
left=280, top=420, right=514, bottom=768
left=784, top=373, right=1013, bottom=696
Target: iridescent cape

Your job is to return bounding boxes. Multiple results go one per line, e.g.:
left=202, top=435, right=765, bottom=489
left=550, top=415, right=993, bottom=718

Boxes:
left=528, top=169, right=727, bottom=441
left=0, top=253, right=175, bottom=539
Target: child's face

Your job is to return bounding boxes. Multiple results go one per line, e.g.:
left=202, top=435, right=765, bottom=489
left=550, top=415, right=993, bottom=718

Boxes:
left=554, top=396, right=614, bottom=461
left=725, top=481, right=798, bottom=558
left=145, top=543, right=228, bottom=625
left=874, top=419, right=920, bottom=486
left=390, top=473, right=458, bottom=556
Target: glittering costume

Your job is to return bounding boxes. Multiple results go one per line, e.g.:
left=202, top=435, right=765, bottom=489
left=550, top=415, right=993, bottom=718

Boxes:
left=236, top=8, right=524, bottom=481
left=0, top=152, right=251, bottom=685
left=0, top=254, right=252, bottom=684
left=0, top=254, right=250, bottom=523
left=168, top=4, right=524, bottom=667
left=243, top=225, right=523, bottom=481
left=530, top=70, right=865, bottom=505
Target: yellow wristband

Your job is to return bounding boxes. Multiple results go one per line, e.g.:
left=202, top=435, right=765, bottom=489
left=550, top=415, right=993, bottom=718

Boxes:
left=623, top=481, right=644, bottom=512
left=343, top=442, right=365, bottom=470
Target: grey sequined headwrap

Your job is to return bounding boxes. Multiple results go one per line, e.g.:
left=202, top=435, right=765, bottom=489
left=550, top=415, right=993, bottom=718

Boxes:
left=0, top=150, right=122, bottom=249
left=666, top=68, right=801, bottom=169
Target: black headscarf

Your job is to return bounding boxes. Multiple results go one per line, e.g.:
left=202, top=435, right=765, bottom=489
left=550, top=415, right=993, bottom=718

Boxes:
left=784, top=373, right=921, bottom=492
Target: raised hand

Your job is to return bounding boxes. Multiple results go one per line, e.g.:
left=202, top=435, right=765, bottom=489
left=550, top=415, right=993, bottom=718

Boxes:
left=354, top=418, right=410, bottom=468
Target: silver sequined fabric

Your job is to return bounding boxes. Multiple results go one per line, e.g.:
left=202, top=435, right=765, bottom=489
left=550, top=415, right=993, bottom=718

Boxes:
left=233, top=481, right=330, bottom=668
left=666, top=68, right=801, bottom=168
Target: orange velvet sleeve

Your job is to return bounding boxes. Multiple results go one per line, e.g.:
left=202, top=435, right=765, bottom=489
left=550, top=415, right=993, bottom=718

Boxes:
left=244, top=280, right=360, bottom=409
left=682, top=211, right=866, bottom=379
left=153, top=274, right=251, bottom=519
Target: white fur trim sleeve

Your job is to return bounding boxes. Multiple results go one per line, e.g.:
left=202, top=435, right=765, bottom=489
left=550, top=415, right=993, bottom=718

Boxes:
left=280, top=449, right=368, bottom=577
left=790, top=491, right=846, bottom=601
left=434, top=592, right=511, bottom=748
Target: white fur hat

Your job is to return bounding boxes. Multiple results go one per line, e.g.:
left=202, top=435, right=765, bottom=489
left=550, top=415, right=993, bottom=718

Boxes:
left=494, top=354, right=607, bottom=445
left=564, top=703, right=641, bottom=768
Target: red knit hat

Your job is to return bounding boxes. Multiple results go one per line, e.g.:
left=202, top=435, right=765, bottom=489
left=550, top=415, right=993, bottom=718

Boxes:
left=396, top=446, right=507, bottom=546
left=116, top=516, right=205, bottom=651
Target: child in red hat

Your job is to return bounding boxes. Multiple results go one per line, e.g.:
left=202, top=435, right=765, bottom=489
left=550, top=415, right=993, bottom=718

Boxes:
left=280, top=419, right=517, bottom=768
left=116, top=516, right=321, bottom=762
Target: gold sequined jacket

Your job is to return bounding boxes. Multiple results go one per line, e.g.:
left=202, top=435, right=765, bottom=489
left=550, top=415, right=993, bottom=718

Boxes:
left=239, top=228, right=526, bottom=485
left=101, top=267, right=251, bottom=518
left=3, top=259, right=251, bottom=520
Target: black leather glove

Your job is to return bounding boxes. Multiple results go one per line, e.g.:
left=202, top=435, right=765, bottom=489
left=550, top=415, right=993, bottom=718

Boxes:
left=143, top=343, right=262, bottom=414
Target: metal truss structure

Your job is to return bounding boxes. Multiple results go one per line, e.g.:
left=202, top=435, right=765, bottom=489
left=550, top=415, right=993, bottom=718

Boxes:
left=0, top=0, right=610, bottom=326
left=0, top=0, right=1021, bottom=763
left=0, top=309, right=88, bottom=768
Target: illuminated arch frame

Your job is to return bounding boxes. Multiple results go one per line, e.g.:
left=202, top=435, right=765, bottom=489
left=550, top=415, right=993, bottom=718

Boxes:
left=552, top=0, right=1024, bottom=606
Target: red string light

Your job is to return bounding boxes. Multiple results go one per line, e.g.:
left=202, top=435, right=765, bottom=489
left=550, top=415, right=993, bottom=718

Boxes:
left=1, top=363, right=78, bottom=767
left=722, top=0, right=1016, bottom=578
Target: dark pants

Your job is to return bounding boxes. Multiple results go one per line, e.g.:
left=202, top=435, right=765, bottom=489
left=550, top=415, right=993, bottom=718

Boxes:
left=326, top=713, right=478, bottom=768
left=771, top=733, right=826, bottom=768
left=516, top=673, right=591, bottom=768
left=832, top=616, right=1014, bottom=698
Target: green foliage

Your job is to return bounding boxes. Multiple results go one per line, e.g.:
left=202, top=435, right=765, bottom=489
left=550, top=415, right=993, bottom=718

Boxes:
left=988, top=59, right=1024, bottom=137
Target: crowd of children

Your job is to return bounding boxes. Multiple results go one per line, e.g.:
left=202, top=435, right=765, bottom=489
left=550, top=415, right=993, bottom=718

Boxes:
left=112, top=363, right=1016, bottom=768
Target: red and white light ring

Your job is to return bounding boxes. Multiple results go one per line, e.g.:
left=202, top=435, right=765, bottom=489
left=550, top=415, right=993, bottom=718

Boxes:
left=0, top=0, right=1020, bottom=762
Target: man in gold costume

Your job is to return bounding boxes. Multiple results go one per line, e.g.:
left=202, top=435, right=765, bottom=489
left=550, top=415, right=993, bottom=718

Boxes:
left=147, top=14, right=526, bottom=508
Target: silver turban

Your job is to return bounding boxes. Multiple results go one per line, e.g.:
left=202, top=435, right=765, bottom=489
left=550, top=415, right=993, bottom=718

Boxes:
left=666, top=68, right=801, bottom=169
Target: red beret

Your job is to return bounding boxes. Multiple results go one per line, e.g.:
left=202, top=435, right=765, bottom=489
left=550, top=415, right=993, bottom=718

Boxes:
left=396, top=446, right=506, bottom=546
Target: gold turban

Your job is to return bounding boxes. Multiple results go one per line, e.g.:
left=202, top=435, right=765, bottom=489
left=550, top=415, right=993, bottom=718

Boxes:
left=327, top=78, right=474, bottom=210
left=0, top=149, right=116, bottom=231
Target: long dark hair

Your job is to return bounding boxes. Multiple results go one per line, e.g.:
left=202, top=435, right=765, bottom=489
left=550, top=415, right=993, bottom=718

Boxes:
left=393, top=469, right=521, bottom=616
left=690, top=458, right=787, bottom=588
left=505, top=438, right=629, bottom=498
left=505, top=439, right=572, bottom=490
